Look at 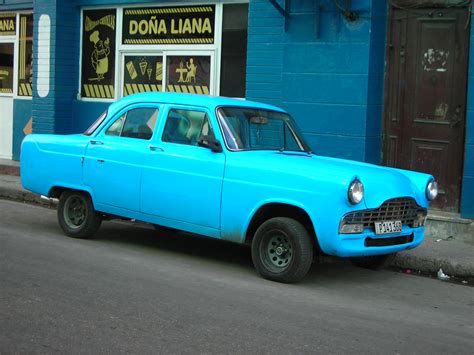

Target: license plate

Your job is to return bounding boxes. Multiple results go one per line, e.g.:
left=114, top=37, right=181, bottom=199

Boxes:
left=374, top=220, right=402, bottom=235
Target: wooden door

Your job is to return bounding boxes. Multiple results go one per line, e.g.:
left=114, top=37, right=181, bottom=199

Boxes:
left=383, top=7, right=470, bottom=211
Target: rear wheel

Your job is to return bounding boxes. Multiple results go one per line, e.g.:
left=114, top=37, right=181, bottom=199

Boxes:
left=57, top=190, right=102, bottom=239
left=251, top=217, right=313, bottom=283
left=350, top=253, right=396, bottom=270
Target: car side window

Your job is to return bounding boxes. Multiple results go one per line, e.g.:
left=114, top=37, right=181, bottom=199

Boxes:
left=106, top=116, right=125, bottom=136
left=106, top=108, right=158, bottom=140
left=162, top=109, right=214, bottom=146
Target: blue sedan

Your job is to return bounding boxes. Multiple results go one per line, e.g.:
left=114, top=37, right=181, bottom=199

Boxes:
left=20, top=93, right=438, bottom=283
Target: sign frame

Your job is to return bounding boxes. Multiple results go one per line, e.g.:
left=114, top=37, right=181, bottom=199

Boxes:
left=78, top=3, right=225, bottom=102
left=118, top=50, right=215, bottom=98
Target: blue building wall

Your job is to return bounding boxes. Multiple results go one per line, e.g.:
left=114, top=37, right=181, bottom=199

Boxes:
left=0, top=0, right=31, bottom=10
left=461, top=10, right=474, bottom=218
left=246, top=0, right=386, bottom=163
left=20, top=0, right=474, bottom=217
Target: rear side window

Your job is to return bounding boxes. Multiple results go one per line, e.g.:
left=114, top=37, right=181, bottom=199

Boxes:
left=162, top=109, right=214, bottom=146
left=105, top=108, right=158, bottom=140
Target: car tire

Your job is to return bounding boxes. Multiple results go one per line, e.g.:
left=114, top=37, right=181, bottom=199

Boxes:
left=57, top=190, right=102, bottom=239
left=251, top=217, right=313, bottom=283
left=349, top=253, right=396, bottom=270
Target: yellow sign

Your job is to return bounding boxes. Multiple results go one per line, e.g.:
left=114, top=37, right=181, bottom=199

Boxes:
left=18, top=14, right=33, bottom=97
left=0, top=13, right=16, bottom=36
left=122, top=5, right=215, bottom=45
left=83, top=84, right=115, bottom=98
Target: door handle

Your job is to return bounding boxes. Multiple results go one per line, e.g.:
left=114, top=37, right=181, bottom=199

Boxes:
left=148, top=145, right=164, bottom=152
left=97, top=159, right=105, bottom=163
left=90, top=140, right=104, bottom=145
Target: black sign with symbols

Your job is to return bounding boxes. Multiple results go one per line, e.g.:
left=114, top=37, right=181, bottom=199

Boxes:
left=81, top=9, right=117, bottom=99
left=123, top=55, right=163, bottom=96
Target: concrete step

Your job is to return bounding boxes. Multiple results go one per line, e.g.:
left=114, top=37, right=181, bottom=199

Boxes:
left=0, top=158, right=20, bottom=176
left=426, top=209, right=473, bottom=245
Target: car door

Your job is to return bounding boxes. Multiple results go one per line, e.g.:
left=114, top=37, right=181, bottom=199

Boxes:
left=83, top=104, right=160, bottom=212
left=140, top=105, right=225, bottom=230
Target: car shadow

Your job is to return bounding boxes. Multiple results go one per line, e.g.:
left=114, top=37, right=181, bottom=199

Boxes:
left=93, top=220, right=397, bottom=286
left=95, top=220, right=255, bottom=269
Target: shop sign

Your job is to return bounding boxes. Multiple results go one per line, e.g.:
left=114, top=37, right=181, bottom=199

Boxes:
left=122, top=6, right=215, bottom=45
left=18, top=14, right=33, bottom=97
left=0, top=13, right=16, bottom=36
left=123, top=55, right=163, bottom=96
left=81, top=9, right=116, bottom=99
left=166, top=56, right=210, bottom=94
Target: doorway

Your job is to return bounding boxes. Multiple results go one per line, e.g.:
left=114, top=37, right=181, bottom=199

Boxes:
left=0, top=40, right=15, bottom=159
left=383, top=7, right=470, bottom=211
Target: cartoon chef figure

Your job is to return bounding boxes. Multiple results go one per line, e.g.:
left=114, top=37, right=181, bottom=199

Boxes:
left=89, top=30, right=110, bottom=81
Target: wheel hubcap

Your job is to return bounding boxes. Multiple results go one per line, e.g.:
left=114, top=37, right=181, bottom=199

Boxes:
left=64, top=196, right=87, bottom=229
left=261, top=231, right=293, bottom=271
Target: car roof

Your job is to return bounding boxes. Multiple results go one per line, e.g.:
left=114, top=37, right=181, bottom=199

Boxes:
left=108, top=92, right=287, bottom=114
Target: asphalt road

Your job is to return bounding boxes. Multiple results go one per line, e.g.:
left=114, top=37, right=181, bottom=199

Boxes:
left=1, top=200, right=473, bottom=354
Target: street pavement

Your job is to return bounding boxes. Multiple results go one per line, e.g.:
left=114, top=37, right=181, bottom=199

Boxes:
left=1, top=200, right=473, bottom=353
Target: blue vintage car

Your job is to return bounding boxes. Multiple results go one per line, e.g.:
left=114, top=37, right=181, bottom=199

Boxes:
left=20, top=92, right=438, bottom=283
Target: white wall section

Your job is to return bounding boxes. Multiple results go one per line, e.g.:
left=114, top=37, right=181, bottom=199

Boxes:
left=37, top=14, right=50, bottom=98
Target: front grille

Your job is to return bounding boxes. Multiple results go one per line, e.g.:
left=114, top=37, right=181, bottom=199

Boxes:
left=341, top=198, right=426, bottom=230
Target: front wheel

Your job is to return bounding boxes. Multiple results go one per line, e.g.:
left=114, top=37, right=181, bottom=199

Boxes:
left=350, top=253, right=396, bottom=270
left=57, top=190, right=102, bottom=239
left=251, top=217, right=313, bottom=283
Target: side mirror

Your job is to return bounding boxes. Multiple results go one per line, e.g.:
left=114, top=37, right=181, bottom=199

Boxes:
left=197, top=135, right=223, bottom=153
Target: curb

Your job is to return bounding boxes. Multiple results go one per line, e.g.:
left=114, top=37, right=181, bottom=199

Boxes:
left=0, top=185, right=52, bottom=208
left=392, top=252, right=474, bottom=279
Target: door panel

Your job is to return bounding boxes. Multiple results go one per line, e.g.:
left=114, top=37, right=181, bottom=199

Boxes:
left=83, top=105, right=160, bottom=211
left=83, top=136, right=144, bottom=211
left=0, top=96, right=13, bottom=159
left=0, top=41, right=14, bottom=159
left=141, top=144, right=225, bottom=229
left=140, top=107, right=225, bottom=230
left=384, top=8, right=470, bottom=211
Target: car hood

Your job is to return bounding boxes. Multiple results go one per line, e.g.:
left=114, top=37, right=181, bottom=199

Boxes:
left=231, top=151, right=432, bottom=209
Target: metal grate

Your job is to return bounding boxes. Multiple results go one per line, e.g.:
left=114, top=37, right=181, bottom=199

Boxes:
left=341, top=198, right=425, bottom=229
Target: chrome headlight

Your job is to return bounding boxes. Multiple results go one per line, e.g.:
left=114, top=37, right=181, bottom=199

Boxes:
left=348, top=178, right=364, bottom=205
left=426, top=180, right=438, bottom=201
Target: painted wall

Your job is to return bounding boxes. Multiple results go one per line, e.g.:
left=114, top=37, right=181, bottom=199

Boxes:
left=461, top=10, right=474, bottom=218
left=25, top=0, right=474, bottom=217
left=12, top=99, right=32, bottom=160
left=246, top=0, right=386, bottom=163
left=0, top=0, right=32, bottom=10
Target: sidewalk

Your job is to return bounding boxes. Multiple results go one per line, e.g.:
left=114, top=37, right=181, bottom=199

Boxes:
left=0, top=169, right=473, bottom=280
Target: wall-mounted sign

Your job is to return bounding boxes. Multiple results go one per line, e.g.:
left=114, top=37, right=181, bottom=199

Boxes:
left=166, top=56, right=210, bottom=94
left=18, top=14, right=33, bottom=97
left=123, top=55, right=163, bottom=96
left=81, top=8, right=116, bottom=99
left=122, top=5, right=215, bottom=45
left=0, top=13, right=16, bottom=36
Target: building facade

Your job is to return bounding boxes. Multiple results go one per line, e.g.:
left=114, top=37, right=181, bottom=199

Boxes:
left=0, top=0, right=473, bottom=218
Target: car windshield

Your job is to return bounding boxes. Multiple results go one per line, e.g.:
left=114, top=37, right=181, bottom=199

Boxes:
left=217, top=107, right=311, bottom=152
left=84, top=110, right=107, bottom=136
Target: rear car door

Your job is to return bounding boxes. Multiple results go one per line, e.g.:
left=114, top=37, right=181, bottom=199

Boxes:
left=83, top=104, right=160, bottom=211
left=140, top=105, right=225, bottom=230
